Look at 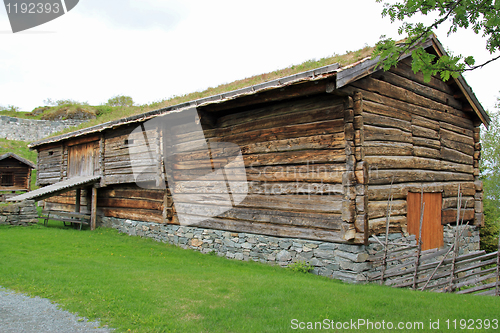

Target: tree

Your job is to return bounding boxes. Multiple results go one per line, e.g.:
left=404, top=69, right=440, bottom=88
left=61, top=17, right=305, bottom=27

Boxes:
left=480, top=97, right=500, bottom=251
left=106, top=95, right=134, bottom=107
left=0, top=105, right=20, bottom=112
left=374, top=0, right=500, bottom=82
left=481, top=107, right=500, bottom=202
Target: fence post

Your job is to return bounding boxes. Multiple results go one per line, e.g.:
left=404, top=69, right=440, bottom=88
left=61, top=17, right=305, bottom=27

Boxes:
left=380, top=177, right=394, bottom=285
left=412, top=188, right=425, bottom=290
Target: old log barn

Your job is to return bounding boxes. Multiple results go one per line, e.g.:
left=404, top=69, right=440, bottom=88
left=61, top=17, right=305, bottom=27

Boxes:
left=9, top=35, right=490, bottom=281
left=0, top=152, right=35, bottom=193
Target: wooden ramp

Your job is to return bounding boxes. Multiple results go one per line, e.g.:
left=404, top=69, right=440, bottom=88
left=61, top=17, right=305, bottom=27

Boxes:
left=6, top=175, right=101, bottom=202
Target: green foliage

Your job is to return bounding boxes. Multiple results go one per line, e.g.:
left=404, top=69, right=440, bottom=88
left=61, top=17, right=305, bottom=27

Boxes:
left=480, top=199, right=500, bottom=252
left=0, top=138, right=37, bottom=163
left=43, top=98, right=87, bottom=107
left=106, top=95, right=134, bottom=107
left=287, top=260, right=314, bottom=273
left=480, top=99, right=500, bottom=252
left=0, top=105, right=20, bottom=112
left=481, top=110, right=500, bottom=203
left=374, top=0, right=500, bottom=81
left=1, top=226, right=499, bottom=332
left=93, top=105, right=115, bottom=117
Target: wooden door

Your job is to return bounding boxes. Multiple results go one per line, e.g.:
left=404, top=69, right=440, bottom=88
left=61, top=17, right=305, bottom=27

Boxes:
left=68, top=141, right=99, bottom=178
left=407, top=192, right=443, bottom=250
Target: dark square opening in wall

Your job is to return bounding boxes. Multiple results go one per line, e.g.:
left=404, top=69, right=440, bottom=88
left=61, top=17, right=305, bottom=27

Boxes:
left=1, top=174, right=14, bottom=186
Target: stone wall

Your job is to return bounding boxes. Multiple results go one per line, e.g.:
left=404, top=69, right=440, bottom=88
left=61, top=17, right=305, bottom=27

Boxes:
left=0, top=116, right=86, bottom=142
left=0, top=200, right=38, bottom=226
left=100, top=217, right=372, bottom=283
left=100, top=217, right=481, bottom=284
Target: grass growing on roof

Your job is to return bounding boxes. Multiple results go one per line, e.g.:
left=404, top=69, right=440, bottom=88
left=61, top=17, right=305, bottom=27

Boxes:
left=39, top=46, right=375, bottom=139
left=0, top=224, right=499, bottom=332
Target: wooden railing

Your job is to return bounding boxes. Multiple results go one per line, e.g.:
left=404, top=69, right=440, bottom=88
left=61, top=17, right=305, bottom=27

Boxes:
left=367, top=184, right=500, bottom=296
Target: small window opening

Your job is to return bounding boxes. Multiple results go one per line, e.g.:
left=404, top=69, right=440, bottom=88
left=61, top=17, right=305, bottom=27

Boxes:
left=1, top=174, right=14, bottom=186
left=48, top=151, right=54, bottom=156
left=125, top=139, right=134, bottom=145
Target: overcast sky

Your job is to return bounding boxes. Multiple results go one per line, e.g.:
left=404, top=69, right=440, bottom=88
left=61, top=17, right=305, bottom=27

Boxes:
left=0, top=0, right=499, bottom=114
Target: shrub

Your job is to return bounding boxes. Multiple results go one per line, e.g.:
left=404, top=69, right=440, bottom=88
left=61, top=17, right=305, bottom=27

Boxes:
left=287, top=261, right=314, bottom=273
left=106, top=95, right=134, bottom=107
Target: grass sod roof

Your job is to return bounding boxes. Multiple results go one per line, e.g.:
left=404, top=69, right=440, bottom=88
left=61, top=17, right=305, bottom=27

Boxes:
left=28, top=34, right=489, bottom=149
left=27, top=46, right=374, bottom=148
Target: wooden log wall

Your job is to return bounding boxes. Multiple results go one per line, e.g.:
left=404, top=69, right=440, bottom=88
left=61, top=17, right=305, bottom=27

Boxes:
left=44, top=184, right=166, bottom=224
left=103, top=125, right=162, bottom=186
left=97, top=184, right=165, bottom=223
left=340, top=57, right=481, bottom=236
left=44, top=188, right=91, bottom=213
left=0, top=160, right=31, bottom=191
left=37, top=145, right=63, bottom=185
left=169, top=94, right=360, bottom=243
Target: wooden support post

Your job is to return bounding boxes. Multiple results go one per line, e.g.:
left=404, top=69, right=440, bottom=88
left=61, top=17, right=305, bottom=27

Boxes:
left=27, top=168, right=32, bottom=192
left=412, top=191, right=425, bottom=291
left=75, top=188, right=81, bottom=213
left=91, top=187, right=97, bottom=231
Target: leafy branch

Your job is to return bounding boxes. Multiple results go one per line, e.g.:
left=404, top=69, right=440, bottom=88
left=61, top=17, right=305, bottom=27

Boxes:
left=374, top=0, right=500, bottom=81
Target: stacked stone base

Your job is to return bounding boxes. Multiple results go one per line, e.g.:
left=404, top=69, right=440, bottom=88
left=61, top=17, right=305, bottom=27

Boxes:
left=99, top=217, right=481, bottom=284
left=0, top=200, right=38, bottom=226
left=100, top=217, right=372, bottom=283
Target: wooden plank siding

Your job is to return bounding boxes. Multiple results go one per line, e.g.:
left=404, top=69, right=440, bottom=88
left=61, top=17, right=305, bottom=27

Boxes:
left=340, top=57, right=481, bottom=237
left=68, top=141, right=99, bottom=178
left=407, top=192, right=443, bottom=251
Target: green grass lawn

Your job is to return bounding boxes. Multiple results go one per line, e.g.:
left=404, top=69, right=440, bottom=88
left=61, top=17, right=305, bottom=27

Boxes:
left=0, top=223, right=499, bottom=333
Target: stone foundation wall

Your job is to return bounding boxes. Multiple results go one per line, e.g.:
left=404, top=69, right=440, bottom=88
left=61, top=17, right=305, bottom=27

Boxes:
left=0, top=116, right=86, bottom=142
left=99, top=217, right=481, bottom=284
left=0, top=200, right=38, bottom=226
left=100, top=217, right=372, bottom=283
left=443, top=224, right=480, bottom=254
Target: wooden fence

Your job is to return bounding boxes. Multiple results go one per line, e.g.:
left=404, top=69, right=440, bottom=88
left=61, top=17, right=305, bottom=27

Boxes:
left=367, top=186, right=500, bottom=296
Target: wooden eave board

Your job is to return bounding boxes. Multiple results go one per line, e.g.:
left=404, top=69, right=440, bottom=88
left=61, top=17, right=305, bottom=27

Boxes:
left=6, top=175, right=100, bottom=202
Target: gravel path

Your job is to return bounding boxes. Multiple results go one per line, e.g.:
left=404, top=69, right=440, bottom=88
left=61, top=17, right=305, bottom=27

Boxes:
left=0, top=287, right=113, bottom=333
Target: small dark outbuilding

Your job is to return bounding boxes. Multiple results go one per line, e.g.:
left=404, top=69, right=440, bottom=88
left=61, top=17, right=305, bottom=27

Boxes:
left=0, top=152, right=36, bottom=192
